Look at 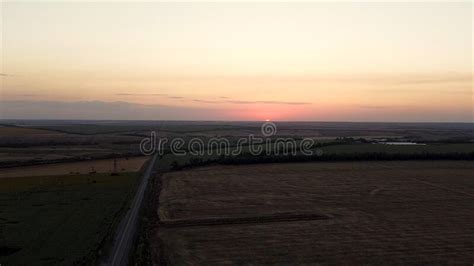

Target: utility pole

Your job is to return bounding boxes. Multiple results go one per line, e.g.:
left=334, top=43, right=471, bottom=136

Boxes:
left=111, top=158, right=119, bottom=176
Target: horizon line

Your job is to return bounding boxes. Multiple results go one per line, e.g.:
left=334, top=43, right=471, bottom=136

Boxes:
left=0, top=118, right=472, bottom=124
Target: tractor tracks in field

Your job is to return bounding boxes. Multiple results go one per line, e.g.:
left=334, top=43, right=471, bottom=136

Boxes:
left=159, top=213, right=337, bottom=228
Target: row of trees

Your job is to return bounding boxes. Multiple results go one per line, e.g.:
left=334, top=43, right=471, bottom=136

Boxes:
left=170, top=151, right=474, bottom=171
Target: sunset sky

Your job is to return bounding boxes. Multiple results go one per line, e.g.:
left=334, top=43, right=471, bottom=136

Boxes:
left=1, top=2, right=472, bottom=122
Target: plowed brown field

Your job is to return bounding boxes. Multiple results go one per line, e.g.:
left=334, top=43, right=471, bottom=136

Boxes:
left=156, top=161, right=474, bottom=264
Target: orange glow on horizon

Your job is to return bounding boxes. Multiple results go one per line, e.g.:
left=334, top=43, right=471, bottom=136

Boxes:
left=1, top=3, right=471, bottom=122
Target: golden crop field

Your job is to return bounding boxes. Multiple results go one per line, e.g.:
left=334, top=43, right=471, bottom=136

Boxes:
left=156, top=161, right=474, bottom=264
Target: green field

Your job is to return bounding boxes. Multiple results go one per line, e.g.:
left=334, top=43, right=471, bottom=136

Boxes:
left=321, top=143, right=474, bottom=155
left=0, top=173, right=139, bottom=265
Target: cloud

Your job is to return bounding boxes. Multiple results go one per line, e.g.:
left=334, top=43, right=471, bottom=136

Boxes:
left=116, top=93, right=168, bottom=96
left=255, top=100, right=311, bottom=105
left=116, top=93, right=185, bottom=99
left=225, top=100, right=255, bottom=104
left=225, top=100, right=311, bottom=105
left=193, top=99, right=221, bottom=103
left=1, top=100, right=471, bottom=122
left=152, top=73, right=472, bottom=84
left=196, top=99, right=311, bottom=105
left=356, top=105, right=389, bottom=109
left=392, top=76, right=472, bottom=85
left=0, top=100, right=230, bottom=120
left=367, top=87, right=472, bottom=95
left=117, top=93, right=311, bottom=105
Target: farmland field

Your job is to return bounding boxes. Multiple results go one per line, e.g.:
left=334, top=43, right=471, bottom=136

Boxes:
left=320, top=143, right=474, bottom=155
left=1, top=120, right=473, bottom=264
left=155, top=161, right=474, bottom=264
left=0, top=156, right=148, bottom=178
left=0, top=126, right=67, bottom=137
left=0, top=172, right=140, bottom=265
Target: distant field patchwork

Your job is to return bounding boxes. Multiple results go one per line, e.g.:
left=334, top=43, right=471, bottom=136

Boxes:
left=0, top=126, right=67, bottom=137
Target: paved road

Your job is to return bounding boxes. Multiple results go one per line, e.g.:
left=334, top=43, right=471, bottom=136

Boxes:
left=106, top=153, right=159, bottom=266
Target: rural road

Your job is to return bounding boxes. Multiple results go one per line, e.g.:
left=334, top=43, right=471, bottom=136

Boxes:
left=106, top=152, right=159, bottom=266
